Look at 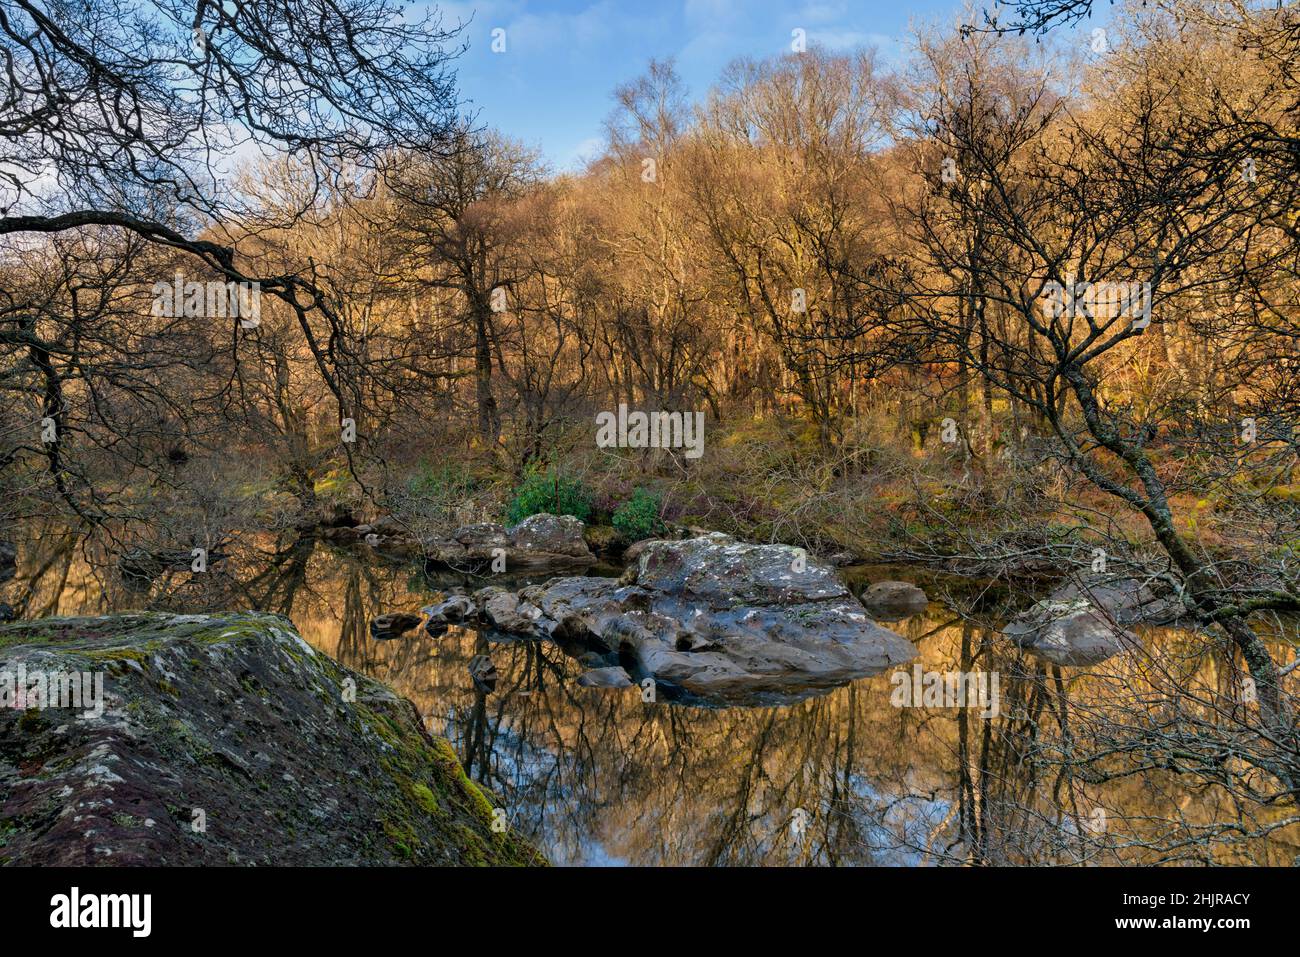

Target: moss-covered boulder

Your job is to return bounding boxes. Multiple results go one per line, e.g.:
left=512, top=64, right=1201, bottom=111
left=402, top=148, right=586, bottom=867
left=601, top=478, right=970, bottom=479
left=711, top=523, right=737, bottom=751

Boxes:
left=0, top=612, right=545, bottom=866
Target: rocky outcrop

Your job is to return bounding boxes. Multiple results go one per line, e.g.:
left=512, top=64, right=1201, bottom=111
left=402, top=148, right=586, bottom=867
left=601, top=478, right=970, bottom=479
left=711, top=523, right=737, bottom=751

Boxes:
left=423, top=587, right=549, bottom=640
left=1002, top=578, right=1163, bottom=666
left=621, top=526, right=713, bottom=565
left=860, top=581, right=929, bottom=620
left=475, top=587, right=549, bottom=638
left=622, top=539, right=657, bottom=564
left=504, top=514, right=595, bottom=567
left=447, top=522, right=509, bottom=563
left=471, top=534, right=917, bottom=704
left=0, top=612, right=544, bottom=866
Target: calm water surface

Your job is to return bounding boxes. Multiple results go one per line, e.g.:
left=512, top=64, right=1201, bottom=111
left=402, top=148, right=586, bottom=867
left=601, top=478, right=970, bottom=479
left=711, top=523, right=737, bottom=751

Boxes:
left=7, top=525, right=1298, bottom=865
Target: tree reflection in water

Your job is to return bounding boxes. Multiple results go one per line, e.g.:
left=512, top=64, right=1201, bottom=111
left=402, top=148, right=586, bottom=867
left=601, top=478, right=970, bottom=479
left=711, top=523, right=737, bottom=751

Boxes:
left=8, top=523, right=1299, bottom=865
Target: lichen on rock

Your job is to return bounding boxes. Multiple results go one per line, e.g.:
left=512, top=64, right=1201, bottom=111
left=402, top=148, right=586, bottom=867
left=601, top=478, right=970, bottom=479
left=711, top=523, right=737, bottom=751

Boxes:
left=0, top=612, right=545, bottom=866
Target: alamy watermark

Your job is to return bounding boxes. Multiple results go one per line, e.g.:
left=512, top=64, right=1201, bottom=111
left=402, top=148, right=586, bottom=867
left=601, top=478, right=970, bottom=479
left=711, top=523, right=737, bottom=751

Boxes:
left=595, top=403, right=705, bottom=459
left=152, top=272, right=261, bottom=327
left=1041, top=277, right=1151, bottom=331
left=50, top=887, right=150, bottom=937
left=1, top=664, right=104, bottom=719
left=890, top=664, right=1000, bottom=718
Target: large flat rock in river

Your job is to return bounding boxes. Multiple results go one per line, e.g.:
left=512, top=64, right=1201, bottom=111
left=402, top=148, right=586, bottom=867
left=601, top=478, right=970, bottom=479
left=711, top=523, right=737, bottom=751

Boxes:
left=502, top=534, right=918, bottom=704
left=0, top=612, right=544, bottom=866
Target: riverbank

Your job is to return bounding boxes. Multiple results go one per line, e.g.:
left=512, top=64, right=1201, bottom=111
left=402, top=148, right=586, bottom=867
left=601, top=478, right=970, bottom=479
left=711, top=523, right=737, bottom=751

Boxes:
left=0, top=612, right=545, bottom=866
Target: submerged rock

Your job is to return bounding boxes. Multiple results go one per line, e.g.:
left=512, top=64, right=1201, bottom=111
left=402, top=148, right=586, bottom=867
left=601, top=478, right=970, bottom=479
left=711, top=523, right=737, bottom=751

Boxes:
left=0, top=612, right=544, bottom=866
left=369, top=612, right=423, bottom=639
left=482, top=534, right=917, bottom=704
left=577, top=666, right=634, bottom=689
left=860, top=581, right=929, bottom=620
left=423, top=594, right=477, bottom=636
left=1002, top=578, right=1160, bottom=666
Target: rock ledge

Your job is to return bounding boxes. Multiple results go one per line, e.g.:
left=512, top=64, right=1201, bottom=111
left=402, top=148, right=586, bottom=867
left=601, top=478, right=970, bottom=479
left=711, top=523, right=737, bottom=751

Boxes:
left=0, top=612, right=544, bottom=866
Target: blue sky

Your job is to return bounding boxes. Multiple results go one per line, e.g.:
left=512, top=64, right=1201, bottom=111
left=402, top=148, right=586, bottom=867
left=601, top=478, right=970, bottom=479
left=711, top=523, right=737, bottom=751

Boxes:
left=422, top=0, right=1009, bottom=171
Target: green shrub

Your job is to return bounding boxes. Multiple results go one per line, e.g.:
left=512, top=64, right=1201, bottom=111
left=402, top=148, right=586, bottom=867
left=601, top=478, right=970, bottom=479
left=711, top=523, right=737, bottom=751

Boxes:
left=612, top=487, right=663, bottom=541
left=505, top=468, right=593, bottom=525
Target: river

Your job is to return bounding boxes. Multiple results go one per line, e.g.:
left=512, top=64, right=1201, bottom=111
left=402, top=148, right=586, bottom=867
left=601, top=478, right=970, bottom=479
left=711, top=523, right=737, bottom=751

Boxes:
left=6, top=522, right=1298, bottom=865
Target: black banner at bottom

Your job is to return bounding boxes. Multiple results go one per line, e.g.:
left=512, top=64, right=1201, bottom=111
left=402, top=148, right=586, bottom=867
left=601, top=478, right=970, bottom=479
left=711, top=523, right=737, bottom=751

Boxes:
left=0, top=865, right=1278, bottom=944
